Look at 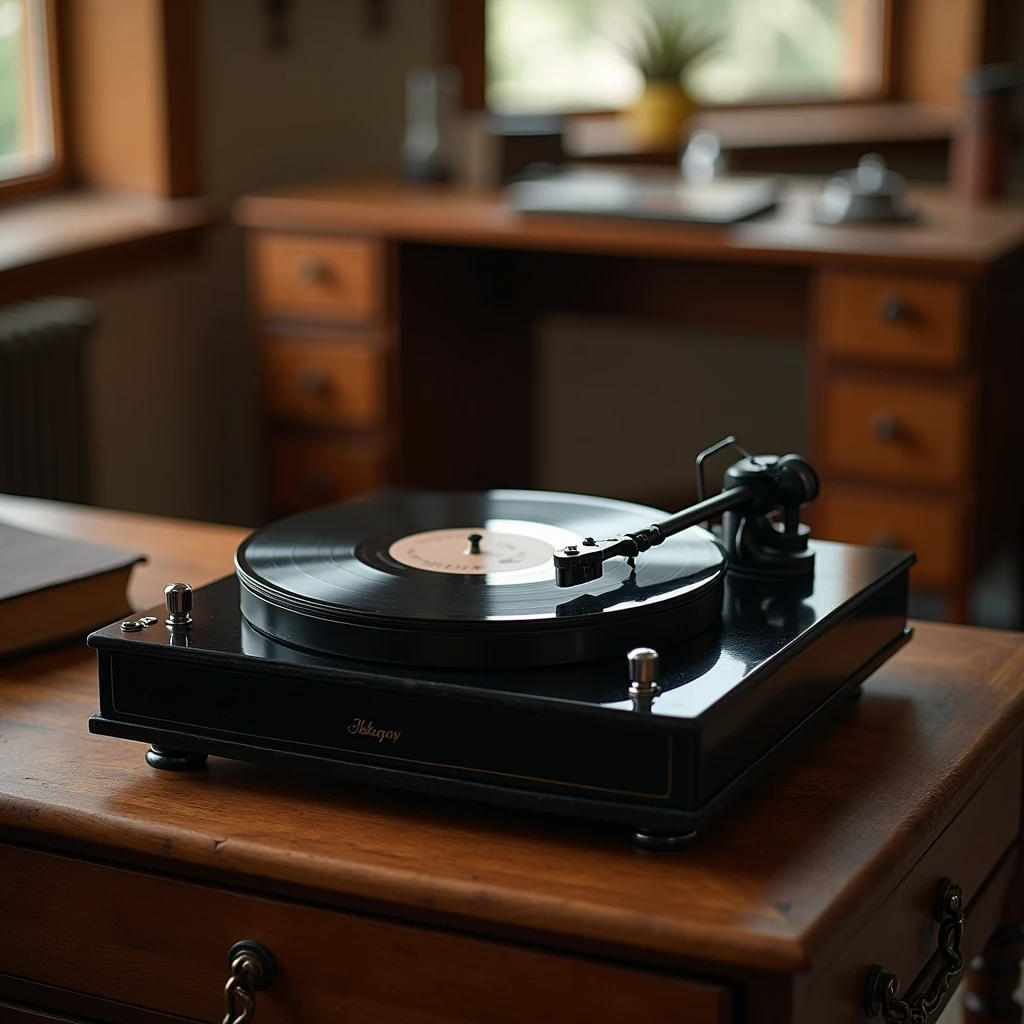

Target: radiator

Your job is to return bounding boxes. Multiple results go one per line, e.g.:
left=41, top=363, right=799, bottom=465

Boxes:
left=0, top=297, right=97, bottom=503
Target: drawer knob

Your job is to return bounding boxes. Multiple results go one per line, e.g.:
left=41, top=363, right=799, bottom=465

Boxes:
left=299, top=366, right=331, bottom=397
left=872, top=412, right=903, bottom=443
left=296, top=255, right=331, bottom=285
left=878, top=293, right=910, bottom=322
left=223, top=940, right=276, bottom=1024
left=864, top=877, right=964, bottom=1022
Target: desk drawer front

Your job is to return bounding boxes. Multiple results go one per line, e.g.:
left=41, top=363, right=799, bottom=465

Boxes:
left=821, top=378, right=970, bottom=487
left=269, top=435, right=387, bottom=515
left=262, top=333, right=387, bottom=430
left=0, top=845, right=730, bottom=1024
left=797, top=738, right=1021, bottom=1020
left=820, top=272, right=968, bottom=369
left=253, top=234, right=384, bottom=324
left=815, top=487, right=963, bottom=588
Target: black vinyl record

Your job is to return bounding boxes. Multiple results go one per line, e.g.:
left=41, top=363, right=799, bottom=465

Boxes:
left=236, top=489, right=725, bottom=668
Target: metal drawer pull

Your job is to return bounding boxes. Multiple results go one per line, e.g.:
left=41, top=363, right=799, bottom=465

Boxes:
left=223, top=940, right=277, bottom=1024
left=864, top=877, right=964, bottom=1023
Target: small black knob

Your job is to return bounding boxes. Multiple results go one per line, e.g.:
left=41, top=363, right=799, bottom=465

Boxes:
left=872, top=413, right=902, bottom=442
left=879, top=294, right=909, bottom=323
left=466, top=533, right=483, bottom=555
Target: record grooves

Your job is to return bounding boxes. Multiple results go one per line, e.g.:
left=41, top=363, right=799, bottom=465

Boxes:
left=236, top=489, right=726, bottom=667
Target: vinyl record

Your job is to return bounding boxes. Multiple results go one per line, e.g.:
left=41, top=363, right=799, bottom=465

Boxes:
left=236, top=489, right=725, bottom=668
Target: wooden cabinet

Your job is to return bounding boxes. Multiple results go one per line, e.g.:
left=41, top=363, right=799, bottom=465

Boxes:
left=820, top=377, right=971, bottom=487
left=238, top=183, right=1024, bottom=621
left=814, top=268, right=983, bottom=620
left=815, top=487, right=962, bottom=588
left=249, top=232, right=391, bottom=517
left=251, top=234, right=385, bottom=325
left=819, top=271, right=968, bottom=369
left=261, top=331, right=387, bottom=431
left=268, top=434, right=387, bottom=513
left=0, top=844, right=731, bottom=1024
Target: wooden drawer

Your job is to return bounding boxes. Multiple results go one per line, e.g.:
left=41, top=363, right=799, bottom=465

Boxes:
left=0, top=845, right=731, bottom=1024
left=269, top=434, right=387, bottom=514
left=0, top=1004, right=87, bottom=1023
left=820, top=271, right=968, bottom=369
left=821, top=377, right=970, bottom=487
left=815, top=487, right=962, bottom=589
left=252, top=234, right=384, bottom=324
left=262, top=333, right=386, bottom=430
left=796, top=738, right=1021, bottom=1019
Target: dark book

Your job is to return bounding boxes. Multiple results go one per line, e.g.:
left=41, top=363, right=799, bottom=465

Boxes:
left=0, top=523, right=143, bottom=660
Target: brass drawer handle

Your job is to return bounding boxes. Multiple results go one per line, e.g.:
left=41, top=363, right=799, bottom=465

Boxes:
left=864, top=877, right=964, bottom=1022
left=223, top=940, right=276, bottom=1024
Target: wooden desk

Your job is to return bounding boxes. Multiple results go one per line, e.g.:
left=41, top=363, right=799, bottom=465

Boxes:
left=236, top=179, right=1024, bottom=623
left=2, top=494, right=1024, bottom=1023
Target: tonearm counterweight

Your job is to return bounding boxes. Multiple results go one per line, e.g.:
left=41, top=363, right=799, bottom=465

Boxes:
left=553, top=442, right=820, bottom=587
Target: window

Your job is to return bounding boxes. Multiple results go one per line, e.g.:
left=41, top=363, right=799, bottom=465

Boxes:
left=0, top=0, right=58, bottom=188
left=487, top=0, right=888, bottom=113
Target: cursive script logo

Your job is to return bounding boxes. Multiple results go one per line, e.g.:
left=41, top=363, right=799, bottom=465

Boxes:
left=347, top=717, right=401, bottom=744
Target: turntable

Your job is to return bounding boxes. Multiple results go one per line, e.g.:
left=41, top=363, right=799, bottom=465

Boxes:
left=88, top=440, right=913, bottom=849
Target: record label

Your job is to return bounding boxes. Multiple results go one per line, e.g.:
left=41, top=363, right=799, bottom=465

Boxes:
left=389, top=527, right=556, bottom=575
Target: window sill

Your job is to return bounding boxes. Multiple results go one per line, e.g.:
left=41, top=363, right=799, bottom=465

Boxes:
left=565, top=102, right=959, bottom=164
left=0, top=189, right=215, bottom=305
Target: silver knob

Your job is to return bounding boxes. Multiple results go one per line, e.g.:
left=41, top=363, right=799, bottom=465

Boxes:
left=164, top=582, right=193, bottom=628
left=628, top=647, right=660, bottom=699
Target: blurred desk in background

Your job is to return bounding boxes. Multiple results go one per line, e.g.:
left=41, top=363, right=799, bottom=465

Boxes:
left=236, top=178, right=1024, bottom=622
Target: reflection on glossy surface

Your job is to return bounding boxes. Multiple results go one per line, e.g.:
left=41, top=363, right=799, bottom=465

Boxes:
left=92, top=539, right=914, bottom=724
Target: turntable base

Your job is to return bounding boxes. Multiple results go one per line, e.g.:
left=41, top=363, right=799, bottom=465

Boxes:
left=88, top=539, right=912, bottom=846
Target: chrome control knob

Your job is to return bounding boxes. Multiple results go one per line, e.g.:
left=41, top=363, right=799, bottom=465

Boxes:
left=164, top=582, right=193, bottom=628
left=627, top=647, right=661, bottom=700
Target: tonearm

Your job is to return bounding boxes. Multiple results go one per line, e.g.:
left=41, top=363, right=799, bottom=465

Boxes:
left=552, top=438, right=819, bottom=587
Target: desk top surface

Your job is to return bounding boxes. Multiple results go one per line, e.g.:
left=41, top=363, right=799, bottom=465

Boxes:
left=235, top=178, right=1024, bottom=274
left=2, top=495, right=1024, bottom=976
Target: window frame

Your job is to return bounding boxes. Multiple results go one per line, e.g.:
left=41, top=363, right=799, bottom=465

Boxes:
left=0, top=0, right=65, bottom=202
left=452, top=0, right=898, bottom=117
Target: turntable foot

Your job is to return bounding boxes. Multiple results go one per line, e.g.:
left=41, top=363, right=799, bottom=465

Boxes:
left=145, top=745, right=209, bottom=771
left=632, top=827, right=697, bottom=851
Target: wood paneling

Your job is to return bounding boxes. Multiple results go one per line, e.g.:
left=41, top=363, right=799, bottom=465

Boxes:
left=0, top=843, right=731, bottom=1024
left=1, top=497, right=1024, bottom=980
left=821, top=377, right=972, bottom=487
left=261, top=332, right=387, bottom=430
left=815, top=486, right=963, bottom=588
left=820, top=271, right=969, bottom=370
left=252, top=234, right=384, bottom=325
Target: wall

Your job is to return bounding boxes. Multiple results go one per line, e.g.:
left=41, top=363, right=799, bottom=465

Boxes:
left=81, top=0, right=441, bottom=524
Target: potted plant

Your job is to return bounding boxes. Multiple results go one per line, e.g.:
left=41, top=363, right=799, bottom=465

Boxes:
left=622, top=3, right=714, bottom=148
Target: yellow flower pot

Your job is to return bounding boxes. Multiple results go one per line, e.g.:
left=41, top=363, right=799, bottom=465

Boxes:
left=628, top=80, right=695, bottom=149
